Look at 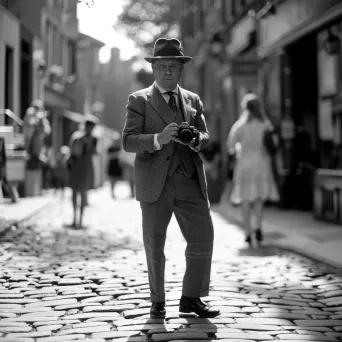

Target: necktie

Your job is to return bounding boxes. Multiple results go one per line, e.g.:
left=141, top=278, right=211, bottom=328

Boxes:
left=165, top=92, right=177, bottom=112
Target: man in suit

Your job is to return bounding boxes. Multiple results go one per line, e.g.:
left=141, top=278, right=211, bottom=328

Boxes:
left=122, top=38, right=220, bottom=319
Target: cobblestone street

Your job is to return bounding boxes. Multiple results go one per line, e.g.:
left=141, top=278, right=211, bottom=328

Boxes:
left=1, top=185, right=342, bottom=342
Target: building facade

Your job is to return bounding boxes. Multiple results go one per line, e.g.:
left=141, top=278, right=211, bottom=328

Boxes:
left=73, top=32, right=107, bottom=188
left=7, top=0, right=78, bottom=153
left=180, top=0, right=342, bottom=221
left=101, top=47, right=140, bottom=134
left=0, top=2, right=22, bottom=124
left=255, top=0, right=342, bottom=221
left=179, top=0, right=230, bottom=201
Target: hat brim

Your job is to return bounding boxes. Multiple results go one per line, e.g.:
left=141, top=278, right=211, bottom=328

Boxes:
left=145, top=56, right=192, bottom=64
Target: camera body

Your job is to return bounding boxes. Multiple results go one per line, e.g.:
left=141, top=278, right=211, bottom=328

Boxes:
left=177, top=122, right=199, bottom=146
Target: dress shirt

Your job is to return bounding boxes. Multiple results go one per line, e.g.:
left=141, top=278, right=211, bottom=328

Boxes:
left=153, top=84, right=179, bottom=150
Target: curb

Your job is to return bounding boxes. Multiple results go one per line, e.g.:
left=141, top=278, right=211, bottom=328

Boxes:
left=215, top=206, right=342, bottom=272
left=267, top=239, right=342, bottom=273
left=0, top=199, right=55, bottom=239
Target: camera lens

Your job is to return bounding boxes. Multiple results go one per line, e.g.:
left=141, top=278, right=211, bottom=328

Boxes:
left=179, top=129, right=193, bottom=143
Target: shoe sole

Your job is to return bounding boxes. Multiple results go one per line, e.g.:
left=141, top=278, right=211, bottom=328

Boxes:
left=179, top=307, right=220, bottom=318
left=150, top=313, right=166, bottom=319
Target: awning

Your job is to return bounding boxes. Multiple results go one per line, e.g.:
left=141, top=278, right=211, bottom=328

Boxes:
left=226, top=16, right=256, bottom=57
left=238, top=31, right=257, bottom=56
left=63, top=110, right=98, bottom=123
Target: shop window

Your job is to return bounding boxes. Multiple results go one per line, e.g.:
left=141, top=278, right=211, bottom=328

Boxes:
left=318, top=100, right=334, bottom=141
left=318, top=29, right=338, bottom=97
left=67, top=40, right=76, bottom=75
left=45, top=20, right=53, bottom=67
left=317, top=29, right=339, bottom=142
left=4, top=45, right=14, bottom=125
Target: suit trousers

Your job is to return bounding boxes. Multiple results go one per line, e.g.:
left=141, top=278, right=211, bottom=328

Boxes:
left=140, top=171, right=214, bottom=302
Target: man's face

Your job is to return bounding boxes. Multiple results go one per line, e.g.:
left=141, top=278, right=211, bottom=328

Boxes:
left=152, top=59, right=184, bottom=91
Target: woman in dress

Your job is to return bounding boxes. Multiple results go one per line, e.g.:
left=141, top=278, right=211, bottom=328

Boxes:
left=67, top=118, right=98, bottom=229
left=227, top=93, right=279, bottom=246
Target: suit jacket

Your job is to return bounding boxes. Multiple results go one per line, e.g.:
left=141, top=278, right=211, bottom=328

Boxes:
left=122, top=82, right=210, bottom=203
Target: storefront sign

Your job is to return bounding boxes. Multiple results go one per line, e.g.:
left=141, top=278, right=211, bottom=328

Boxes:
left=259, top=0, right=341, bottom=55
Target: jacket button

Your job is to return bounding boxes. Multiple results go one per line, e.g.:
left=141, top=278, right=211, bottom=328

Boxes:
left=166, top=156, right=170, bottom=161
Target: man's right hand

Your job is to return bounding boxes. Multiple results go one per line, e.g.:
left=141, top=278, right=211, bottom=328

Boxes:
left=157, top=123, right=178, bottom=145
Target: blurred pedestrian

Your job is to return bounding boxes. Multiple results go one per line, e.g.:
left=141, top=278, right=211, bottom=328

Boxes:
left=106, top=142, right=123, bottom=198
left=200, top=141, right=222, bottom=204
left=67, top=117, right=98, bottom=229
left=53, top=145, right=70, bottom=199
left=122, top=38, right=220, bottom=319
left=119, top=149, right=135, bottom=198
left=227, top=93, right=279, bottom=247
left=23, top=100, right=51, bottom=155
left=41, top=145, right=55, bottom=191
left=0, top=137, right=18, bottom=203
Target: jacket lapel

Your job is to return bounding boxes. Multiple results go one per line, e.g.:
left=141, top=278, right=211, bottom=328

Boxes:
left=147, top=82, right=175, bottom=125
left=179, top=87, right=191, bottom=124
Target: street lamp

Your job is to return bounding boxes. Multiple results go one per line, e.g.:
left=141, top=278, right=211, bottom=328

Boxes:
left=249, top=1, right=276, bottom=20
left=324, top=28, right=340, bottom=55
left=210, top=33, right=224, bottom=58
left=36, top=60, right=47, bottom=79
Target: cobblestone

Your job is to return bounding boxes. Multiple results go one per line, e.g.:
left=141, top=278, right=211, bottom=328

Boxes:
left=1, top=187, right=342, bottom=341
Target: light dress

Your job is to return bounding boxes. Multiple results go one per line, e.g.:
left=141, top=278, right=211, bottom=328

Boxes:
left=227, top=117, right=279, bottom=204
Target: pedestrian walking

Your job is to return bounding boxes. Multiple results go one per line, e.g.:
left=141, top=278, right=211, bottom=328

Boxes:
left=227, top=93, right=279, bottom=247
left=106, top=142, right=123, bottom=198
left=122, top=38, right=220, bottom=319
left=0, top=137, right=18, bottom=203
left=67, top=117, right=98, bottom=229
left=119, top=149, right=135, bottom=198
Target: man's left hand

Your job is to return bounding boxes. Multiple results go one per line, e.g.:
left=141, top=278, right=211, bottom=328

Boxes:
left=174, top=138, right=200, bottom=152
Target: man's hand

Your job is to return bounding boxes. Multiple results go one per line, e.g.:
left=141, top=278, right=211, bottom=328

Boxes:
left=157, top=123, right=178, bottom=145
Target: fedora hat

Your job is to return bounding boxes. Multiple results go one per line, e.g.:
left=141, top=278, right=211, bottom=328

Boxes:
left=145, top=38, right=192, bottom=64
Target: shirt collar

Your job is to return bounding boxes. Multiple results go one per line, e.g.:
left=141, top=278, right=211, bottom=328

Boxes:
left=156, top=83, right=178, bottom=96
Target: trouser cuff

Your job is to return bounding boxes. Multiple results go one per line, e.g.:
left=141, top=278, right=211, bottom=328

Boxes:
left=150, top=293, right=165, bottom=302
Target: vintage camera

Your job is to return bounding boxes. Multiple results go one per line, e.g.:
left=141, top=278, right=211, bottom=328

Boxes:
left=177, top=122, right=199, bottom=146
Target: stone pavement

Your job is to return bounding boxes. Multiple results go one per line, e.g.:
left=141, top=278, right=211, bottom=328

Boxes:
left=0, top=183, right=342, bottom=341
left=213, top=185, right=342, bottom=269
left=0, top=193, right=55, bottom=236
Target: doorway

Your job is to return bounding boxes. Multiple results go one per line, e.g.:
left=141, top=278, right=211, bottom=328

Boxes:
left=4, top=45, right=14, bottom=125
left=20, top=39, right=32, bottom=119
left=287, top=34, right=318, bottom=150
left=284, top=33, right=319, bottom=210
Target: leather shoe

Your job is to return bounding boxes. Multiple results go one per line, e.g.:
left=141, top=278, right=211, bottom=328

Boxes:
left=179, top=296, right=220, bottom=318
left=150, top=301, right=166, bottom=319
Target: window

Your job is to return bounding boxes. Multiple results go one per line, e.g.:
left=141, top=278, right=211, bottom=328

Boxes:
left=45, top=20, right=52, bottom=67
left=224, top=0, right=233, bottom=22
left=52, top=30, right=63, bottom=67
left=91, top=86, right=97, bottom=104
left=92, top=50, right=99, bottom=74
left=67, top=40, right=76, bottom=75
left=62, top=37, right=67, bottom=80
left=63, top=0, right=70, bottom=11
left=5, top=46, right=14, bottom=124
